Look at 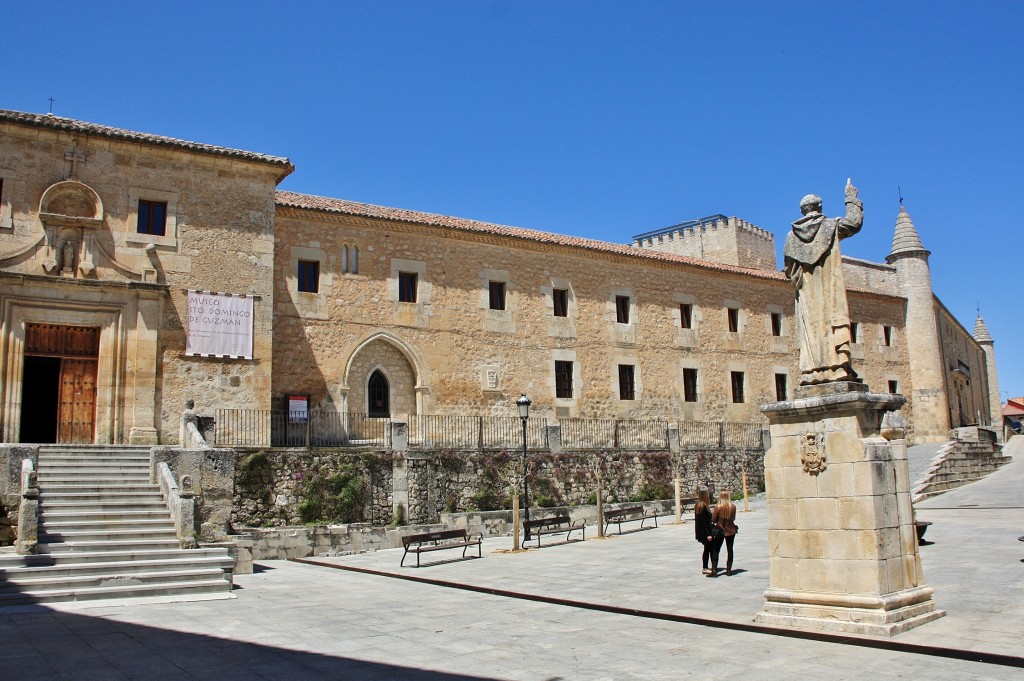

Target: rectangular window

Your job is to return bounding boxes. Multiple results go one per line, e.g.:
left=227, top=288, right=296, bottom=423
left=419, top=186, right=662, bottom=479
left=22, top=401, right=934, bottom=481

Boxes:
left=683, top=368, right=698, bottom=402
left=553, top=289, right=568, bottom=317
left=297, top=260, right=319, bottom=293
left=731, top=371, right=745, bottom=403
left=728, top=307, right=739, bottom=333
left=883, top=325, right=893, bottom=346
left=615, top=295, right=630, bottom=324
left=775, top=373, right=788, bottom=401
left=489, top=281, right=506, bottom=310
left=850, top=321, right=859, bottom=343
left=398, top=272, right=417, bottom=303
left=771, top=312, right=782, bottom=337
left=555, top=360, right=574, bottom=399
left=137, top=199, right=167, bottom=236
left=888, top=380, right=899, bottom=394
left=679, top=303, right=693, bottom=329
left=618, top=364, right=636, bottom=400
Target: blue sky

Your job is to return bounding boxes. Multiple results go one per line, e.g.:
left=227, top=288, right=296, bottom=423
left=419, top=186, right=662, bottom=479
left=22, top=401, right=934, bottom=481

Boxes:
left=6, top=2, right=1022, bottom=399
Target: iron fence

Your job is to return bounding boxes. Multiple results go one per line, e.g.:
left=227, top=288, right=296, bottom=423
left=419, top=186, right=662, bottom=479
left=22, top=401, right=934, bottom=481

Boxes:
left=214, top=410, right=390, bottom=448
left=678, top=420, right=765, bottom=449
left=406, top=414, right=548, bottom=450
left=211, top=409, right=763, bottom=452
left=558, top=418, right=671, bottom=450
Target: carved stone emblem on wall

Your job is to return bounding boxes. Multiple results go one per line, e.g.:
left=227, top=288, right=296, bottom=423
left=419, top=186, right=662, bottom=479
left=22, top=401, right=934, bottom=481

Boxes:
left=800, top=432, right=827, bottom=474
left=481, top=365, right=501, bottom=392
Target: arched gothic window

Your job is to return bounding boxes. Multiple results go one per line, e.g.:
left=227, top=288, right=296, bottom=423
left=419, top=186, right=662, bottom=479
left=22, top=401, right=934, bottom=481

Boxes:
left=368, top=370, right=390, bottom=417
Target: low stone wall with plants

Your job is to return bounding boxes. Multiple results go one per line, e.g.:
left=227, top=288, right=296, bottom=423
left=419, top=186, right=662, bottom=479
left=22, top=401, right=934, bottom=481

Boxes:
left=231, top=449, right=394, bottom=529
left=230, top=446, right=763, bottom=529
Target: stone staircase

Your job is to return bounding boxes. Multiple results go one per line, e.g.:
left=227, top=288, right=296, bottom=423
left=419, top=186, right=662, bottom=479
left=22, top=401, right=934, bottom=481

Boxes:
left=0, top=445, right=234, bottom=605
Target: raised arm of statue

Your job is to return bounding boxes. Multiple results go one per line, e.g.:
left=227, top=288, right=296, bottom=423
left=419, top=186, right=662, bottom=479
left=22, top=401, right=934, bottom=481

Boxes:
left=839, top=180, right=863, bottom=239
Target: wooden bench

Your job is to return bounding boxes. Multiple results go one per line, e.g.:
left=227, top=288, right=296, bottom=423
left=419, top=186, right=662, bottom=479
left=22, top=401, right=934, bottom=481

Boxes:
left=522, top=515, right=586, bottom=548
left=400, top=529, right=483, bottom=568
left=603, top=505, right=659, bottom=535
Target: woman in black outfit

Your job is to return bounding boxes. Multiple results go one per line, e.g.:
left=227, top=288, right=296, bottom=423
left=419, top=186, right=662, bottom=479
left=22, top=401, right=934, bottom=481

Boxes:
left=694, top=487, right=718, bottom=576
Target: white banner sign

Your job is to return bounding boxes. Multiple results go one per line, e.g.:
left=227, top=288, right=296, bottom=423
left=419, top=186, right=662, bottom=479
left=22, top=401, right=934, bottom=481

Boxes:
left=186, top=291, right=254, bottom=359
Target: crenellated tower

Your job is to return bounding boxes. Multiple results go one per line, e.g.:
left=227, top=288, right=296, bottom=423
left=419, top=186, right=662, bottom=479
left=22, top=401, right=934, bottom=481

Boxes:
left=973, top=314, right=1002, bottom=437
left=632, top=215, right=777, bottom=271
left=886, top=205, right=949, bottom=442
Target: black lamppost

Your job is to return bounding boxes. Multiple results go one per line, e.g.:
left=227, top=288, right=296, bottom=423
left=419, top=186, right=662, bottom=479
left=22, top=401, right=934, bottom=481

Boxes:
left=516, top=393, right=532, bottom=542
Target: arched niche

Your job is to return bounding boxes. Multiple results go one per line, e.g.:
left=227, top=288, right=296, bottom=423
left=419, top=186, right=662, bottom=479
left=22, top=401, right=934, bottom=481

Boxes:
left=39, top=180, right=104, bottom=223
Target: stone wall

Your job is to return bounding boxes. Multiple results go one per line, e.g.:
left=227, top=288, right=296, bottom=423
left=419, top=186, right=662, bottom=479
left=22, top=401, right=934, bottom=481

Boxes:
left=0, top=445, right=38, bottom=545
left=230, top=446, right=764, bottom=529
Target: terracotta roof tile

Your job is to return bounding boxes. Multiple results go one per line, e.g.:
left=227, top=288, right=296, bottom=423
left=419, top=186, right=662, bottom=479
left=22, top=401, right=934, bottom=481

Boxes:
left=0, top=109, right=293, bottom=172
left=275, top=190, right=788, bottom=281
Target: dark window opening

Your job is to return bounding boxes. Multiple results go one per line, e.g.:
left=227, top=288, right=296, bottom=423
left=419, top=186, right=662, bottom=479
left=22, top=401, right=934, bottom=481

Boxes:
left=771, top=312, right=782, bottom=337
left=683, top=368, right=698, bottom=402
left=555, top=360, right=574, bottom=399
left=883, top=325, right=893, bottom=346
left=553, top=289, right=569, bottom=317
left=731, top=371, right=745, bottom=403
left=775, top=373, right=788, bottom=401
left=137, top=199, right=167, bottom=236
left=368, top=370, right=390, bottom=417
left=398, top=272, right=417, bottom=303
left=727, top=307, right=739, bottom=333
left=888, top=380, right=899, bottom=395
left=679, top=303, right=693, bottom=329
left=489, top=281, right=506, bottom=310
left=615, top=295, right=630, bottom=324
left=850, top=321, right=859, bottom=343
left=297, top=260, right=319, bottom=293
left=618, top=364, right=635, bottom=400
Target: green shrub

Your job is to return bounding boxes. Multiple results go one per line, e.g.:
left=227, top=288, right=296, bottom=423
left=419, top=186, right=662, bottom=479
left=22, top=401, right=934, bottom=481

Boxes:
left=629, top=483, right=672, bottom=502
left=298, top=464, right=365, bottom=524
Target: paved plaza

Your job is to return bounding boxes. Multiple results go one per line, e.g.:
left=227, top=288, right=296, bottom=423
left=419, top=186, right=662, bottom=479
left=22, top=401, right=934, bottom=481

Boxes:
left=2, top=439, right=1022, bottom=680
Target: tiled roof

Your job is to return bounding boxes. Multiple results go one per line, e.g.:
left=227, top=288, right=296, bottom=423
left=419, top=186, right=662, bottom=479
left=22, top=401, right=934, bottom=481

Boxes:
left=275, top=190, right=788, bottom=281
left=0, top=109, right=293, bottom=171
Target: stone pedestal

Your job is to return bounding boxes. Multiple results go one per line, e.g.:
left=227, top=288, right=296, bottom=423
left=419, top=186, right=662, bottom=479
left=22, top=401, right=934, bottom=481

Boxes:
left=756, top=384, right=944, bottom=635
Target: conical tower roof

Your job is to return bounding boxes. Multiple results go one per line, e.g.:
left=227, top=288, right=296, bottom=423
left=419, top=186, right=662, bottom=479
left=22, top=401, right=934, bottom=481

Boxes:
left=974, top=314, right=993, bottom=344
left=887, top=205, right=929, bottom=262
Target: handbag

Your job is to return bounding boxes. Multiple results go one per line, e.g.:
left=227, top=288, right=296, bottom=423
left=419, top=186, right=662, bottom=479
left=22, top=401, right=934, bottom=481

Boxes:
left=710, top=524, right=722, bottom=539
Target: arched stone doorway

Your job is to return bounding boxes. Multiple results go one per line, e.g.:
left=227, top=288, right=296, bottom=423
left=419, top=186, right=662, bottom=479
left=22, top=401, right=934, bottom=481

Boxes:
left=346, top=337, right=419, bottom=418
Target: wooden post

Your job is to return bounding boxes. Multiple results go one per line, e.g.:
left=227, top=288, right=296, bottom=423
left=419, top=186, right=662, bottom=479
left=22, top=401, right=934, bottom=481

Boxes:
left=674, top=477, right=682, bottom=524
left=512, top=494, right=521, bottom=550
left=742, top=471, right=749, bottom=513
left=596, top=466, right=605, bottom=538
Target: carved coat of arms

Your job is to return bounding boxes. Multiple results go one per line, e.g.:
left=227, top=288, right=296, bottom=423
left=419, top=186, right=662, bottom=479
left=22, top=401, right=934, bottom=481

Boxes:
left=800, top=432, right=827, bottom=475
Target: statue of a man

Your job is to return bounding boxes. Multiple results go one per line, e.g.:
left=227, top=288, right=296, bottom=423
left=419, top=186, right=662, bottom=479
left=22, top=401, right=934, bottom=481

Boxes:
left=783, top=180, right=863, bottom=386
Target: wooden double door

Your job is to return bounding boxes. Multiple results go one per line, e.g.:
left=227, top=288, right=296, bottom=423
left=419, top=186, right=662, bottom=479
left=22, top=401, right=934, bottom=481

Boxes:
left=20, top=324, right=99, bottom=444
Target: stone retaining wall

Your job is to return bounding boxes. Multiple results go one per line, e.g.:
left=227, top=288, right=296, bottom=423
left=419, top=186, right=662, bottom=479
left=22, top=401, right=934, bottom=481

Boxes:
left=230, top=447, right=763, bottom=529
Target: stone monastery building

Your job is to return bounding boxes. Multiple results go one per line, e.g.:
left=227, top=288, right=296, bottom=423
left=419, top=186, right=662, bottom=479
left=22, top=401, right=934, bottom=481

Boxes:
left=0, top=110, right=1001, bottom=446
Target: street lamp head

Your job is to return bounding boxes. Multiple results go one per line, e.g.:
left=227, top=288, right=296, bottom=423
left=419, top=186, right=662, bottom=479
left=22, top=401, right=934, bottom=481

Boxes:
left=516, top=393, right=531, bottom=420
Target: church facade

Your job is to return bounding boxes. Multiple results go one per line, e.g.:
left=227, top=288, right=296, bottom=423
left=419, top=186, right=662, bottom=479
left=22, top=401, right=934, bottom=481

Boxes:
left=0, top=110, right=998, bottom=446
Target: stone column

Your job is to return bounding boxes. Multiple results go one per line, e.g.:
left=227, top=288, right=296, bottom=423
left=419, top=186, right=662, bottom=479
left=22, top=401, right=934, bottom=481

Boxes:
left=756, top=383, right=943, bottom=635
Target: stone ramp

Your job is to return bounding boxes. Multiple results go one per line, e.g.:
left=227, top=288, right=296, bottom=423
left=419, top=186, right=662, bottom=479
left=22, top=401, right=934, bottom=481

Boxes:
left=0, top=446, right=233, bottom=606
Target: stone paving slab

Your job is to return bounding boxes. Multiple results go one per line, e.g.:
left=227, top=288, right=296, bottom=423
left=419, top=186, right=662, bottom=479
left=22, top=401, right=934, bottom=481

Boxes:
left=0, top=438, right=1020, bottom=679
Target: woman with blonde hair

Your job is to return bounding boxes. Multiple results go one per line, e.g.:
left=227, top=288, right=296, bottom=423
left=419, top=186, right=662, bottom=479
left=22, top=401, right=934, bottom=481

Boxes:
left=712, top=490, right=739, bottom=575
left=693, top=487, right=719, bottom=576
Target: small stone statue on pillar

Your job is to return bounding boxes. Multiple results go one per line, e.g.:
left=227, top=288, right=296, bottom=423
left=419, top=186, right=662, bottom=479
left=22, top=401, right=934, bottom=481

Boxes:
left=757, top=182, right=942, bottom=635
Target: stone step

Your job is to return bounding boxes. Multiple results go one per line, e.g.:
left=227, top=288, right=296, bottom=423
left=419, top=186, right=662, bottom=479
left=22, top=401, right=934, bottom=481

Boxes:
left=41, top=528, right=178, bottom=543
left=42, top=518, right=175, bottom=531
left=40, top=509, right=171, bottom=522
left=0, top=567, right=227, bottom=592
left=39, top=483, right=161, bottom=493
left=0, top=578, right=231, bottom=606
left=0, top=548, right=232, bottom=569
left=38, top=501, right=169, bottom=513
left=41, top=491, right=164, bottom=501
left=37, top=475, right=153, bottom=484
left=39, top=539, right=183, bottom=554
